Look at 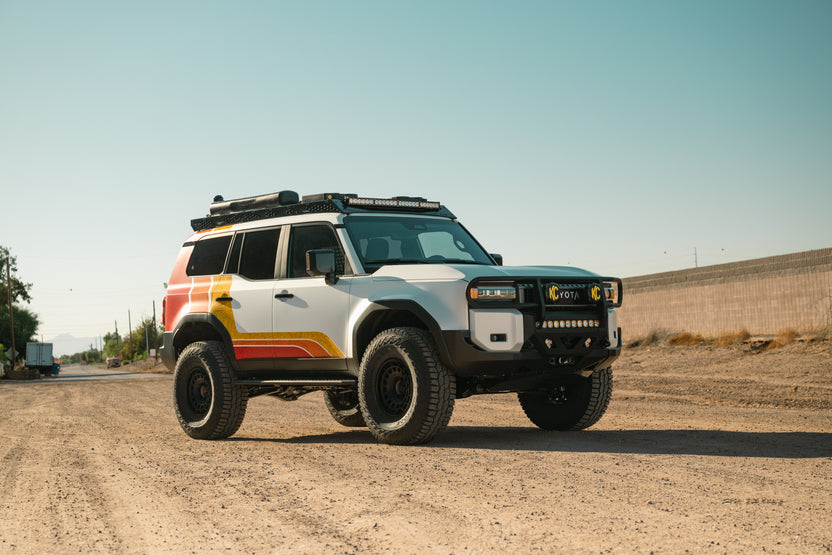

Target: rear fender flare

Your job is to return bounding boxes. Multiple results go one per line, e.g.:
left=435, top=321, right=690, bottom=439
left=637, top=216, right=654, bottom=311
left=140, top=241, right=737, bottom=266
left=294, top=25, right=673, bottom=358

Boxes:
left=171, top=313, right=238, bottom=371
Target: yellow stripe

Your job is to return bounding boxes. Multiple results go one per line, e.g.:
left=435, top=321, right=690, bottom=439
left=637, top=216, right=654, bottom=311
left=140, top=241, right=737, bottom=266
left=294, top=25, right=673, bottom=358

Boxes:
left=209, top=275, right=344, bottom=358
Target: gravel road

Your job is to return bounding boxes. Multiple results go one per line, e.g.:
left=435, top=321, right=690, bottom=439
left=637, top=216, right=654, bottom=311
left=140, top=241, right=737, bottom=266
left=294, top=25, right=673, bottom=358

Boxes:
left=1, top=341, right=830, bottom=553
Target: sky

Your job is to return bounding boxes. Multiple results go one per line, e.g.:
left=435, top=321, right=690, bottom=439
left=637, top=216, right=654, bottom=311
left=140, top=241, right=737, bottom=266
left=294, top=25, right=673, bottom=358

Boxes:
left=1, top=0, right=830, bottom=353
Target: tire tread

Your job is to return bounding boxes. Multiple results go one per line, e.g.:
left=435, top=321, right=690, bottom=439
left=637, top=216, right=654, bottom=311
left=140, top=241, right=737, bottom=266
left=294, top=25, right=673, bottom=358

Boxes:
left=174, top=341, right=247, bottom=440
left=359, top=327, right=455, bottom=445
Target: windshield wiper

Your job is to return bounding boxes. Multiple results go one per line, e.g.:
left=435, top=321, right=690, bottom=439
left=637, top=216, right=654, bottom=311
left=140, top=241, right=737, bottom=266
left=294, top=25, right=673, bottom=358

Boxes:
left=364, top=258, right=487, bottom=266
left=363, top=258, right=430, bottom=265
left=437, top=258, right=488, bottom=265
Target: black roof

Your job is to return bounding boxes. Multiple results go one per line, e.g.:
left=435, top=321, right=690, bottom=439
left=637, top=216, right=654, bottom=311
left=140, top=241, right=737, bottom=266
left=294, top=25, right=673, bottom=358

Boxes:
left=190, top=194, right=455, bottom=232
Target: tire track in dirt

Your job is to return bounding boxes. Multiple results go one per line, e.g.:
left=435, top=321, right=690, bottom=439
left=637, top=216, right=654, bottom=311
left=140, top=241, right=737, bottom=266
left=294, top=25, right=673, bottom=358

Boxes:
left=2, top=343, right=831, bottom=553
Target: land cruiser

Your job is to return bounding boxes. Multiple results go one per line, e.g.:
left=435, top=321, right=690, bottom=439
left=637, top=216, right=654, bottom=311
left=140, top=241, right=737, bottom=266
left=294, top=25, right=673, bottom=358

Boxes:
left=161, top=191, right=622, bottom=444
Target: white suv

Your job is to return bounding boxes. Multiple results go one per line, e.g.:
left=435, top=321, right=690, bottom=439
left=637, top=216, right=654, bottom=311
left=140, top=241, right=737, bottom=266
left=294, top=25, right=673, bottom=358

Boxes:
left=161, top=191, right=622, bottom=444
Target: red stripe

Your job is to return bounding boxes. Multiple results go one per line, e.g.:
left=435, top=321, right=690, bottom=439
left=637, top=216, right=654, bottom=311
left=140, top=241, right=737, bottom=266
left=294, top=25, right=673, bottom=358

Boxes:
left=234, top=346, right=275, bottom=360
left=233, top=345, right=315, bottom=359
left=275, top=346, right=313, bottom=358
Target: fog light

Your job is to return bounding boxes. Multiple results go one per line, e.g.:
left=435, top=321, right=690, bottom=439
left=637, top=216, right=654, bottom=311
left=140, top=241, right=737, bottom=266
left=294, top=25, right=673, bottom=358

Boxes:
left=585, top=338, right=592, bottom=348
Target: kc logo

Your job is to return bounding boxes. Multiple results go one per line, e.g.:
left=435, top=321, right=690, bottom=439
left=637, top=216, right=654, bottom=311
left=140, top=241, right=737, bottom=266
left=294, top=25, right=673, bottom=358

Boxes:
left=548, top=285, right=579, bottom=302
left=548, top=285, right=559, bottom=301
left=590, top=284, right=602, bottom=302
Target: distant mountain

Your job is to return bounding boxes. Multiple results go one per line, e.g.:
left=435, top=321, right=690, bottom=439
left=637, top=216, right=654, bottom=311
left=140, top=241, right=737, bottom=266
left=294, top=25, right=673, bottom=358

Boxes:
left=48, top=334, right=100, bottom=357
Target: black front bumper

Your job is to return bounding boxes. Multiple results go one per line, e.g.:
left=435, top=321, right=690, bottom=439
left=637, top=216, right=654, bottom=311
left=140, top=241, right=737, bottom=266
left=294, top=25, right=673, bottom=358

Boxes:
left=440, top=328, right=621, bottom=377
left=438, top=328, right=621, bottom=378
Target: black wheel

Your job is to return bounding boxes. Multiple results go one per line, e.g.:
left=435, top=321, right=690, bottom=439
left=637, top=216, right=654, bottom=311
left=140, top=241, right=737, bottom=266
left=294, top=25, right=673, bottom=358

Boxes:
left=324, top=389, right=366, bottom=427
left=358, top=327, right=455, bottom=445
left=173, top=341, right=247, bottom=439
left=518, top=367, right=612, bottom=431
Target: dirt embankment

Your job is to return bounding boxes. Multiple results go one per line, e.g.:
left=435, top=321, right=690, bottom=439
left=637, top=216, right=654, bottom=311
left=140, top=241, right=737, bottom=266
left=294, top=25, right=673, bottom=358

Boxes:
left=1, top=341, right=830, bottom=553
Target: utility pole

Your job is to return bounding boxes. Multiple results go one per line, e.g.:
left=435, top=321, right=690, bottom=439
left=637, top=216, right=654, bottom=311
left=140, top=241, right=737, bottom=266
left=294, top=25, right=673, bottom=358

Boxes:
left=694, top=247, right=699, bottom=268
left=145, top=325, right=149, bottom=359
left=6, top=253, right=15, bottom=368
left=152, top=300, right=158, bottom=362
left=127, top=310, right=133, bottom=363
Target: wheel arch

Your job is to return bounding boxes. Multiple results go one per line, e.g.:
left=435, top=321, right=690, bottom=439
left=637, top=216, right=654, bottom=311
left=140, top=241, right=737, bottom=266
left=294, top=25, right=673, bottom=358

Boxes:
left=351, top=300, right=453, bottom=373
left=171, top=314, right=239, bottom=372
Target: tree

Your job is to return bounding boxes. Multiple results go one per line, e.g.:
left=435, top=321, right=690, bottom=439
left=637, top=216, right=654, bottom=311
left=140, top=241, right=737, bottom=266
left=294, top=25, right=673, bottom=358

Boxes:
left=103, top=331, right=121, bottom=358
left=0, top=304, right=39, bottom=351
left=119, top=317, right=163, bottom=361
left=1, top=246, right=39, bottom=349
left=0, top=246, right=33, bottom=305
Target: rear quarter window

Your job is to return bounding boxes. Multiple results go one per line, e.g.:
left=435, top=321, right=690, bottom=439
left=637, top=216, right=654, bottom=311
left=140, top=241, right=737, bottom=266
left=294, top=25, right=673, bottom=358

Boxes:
left=186, top=235, right=232, bottom=276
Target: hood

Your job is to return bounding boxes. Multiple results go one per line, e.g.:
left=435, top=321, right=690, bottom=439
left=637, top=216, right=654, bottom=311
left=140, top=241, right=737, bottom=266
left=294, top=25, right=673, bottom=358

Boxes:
left=372, top=264, right=600, bottom=282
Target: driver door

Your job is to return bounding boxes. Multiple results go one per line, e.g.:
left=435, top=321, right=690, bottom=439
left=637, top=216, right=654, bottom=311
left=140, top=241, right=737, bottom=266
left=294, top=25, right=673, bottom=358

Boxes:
left=272, top=223, right=352, bottom=369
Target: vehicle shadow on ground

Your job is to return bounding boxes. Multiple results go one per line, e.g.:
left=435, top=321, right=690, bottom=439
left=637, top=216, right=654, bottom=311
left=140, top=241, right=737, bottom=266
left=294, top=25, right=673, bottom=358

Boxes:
left=247, top=428, right=832, bottom=459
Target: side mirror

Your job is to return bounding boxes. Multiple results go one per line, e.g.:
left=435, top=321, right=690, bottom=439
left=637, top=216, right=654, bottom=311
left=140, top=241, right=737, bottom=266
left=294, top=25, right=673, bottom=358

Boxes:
left=490, top=253, right=503, bottom=266
left=306, top=249, right=338, bottom=284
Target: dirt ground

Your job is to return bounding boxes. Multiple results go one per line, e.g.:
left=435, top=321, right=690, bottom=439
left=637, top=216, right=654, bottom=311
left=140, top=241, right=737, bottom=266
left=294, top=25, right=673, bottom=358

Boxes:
left=1, top=341, right=830, bottom=553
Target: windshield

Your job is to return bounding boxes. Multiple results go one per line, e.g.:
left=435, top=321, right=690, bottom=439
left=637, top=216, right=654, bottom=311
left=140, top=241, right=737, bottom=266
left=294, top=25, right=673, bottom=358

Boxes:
left=344, top=215, right=493, bottom=269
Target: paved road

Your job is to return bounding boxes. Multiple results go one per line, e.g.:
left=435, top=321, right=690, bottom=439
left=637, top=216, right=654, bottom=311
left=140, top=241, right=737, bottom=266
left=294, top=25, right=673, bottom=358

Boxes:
left=2, top=363, right=165, bottom=383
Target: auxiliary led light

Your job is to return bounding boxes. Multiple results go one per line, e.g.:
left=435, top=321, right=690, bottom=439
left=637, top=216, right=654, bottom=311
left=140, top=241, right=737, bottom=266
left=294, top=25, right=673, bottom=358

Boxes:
left=540, top=319, right=603, bottom=329
left=347, top=197, right=441, bottom=210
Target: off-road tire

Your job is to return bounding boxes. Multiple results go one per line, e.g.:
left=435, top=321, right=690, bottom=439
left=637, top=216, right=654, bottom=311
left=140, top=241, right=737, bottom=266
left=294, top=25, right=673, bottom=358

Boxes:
left=173, top=341, right=247, bottom=439
left=518, top=367, right=612, bottom=431
left=358, top=327, right=455, bottom=445
left=324, top=389, right=366, bottom=427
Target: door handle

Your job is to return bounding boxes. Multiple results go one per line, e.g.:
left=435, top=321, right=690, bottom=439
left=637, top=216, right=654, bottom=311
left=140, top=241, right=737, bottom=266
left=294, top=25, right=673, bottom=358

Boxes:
left=275, top=292, right=294, bottom=299
left=215, top=296, right=233, bottom=302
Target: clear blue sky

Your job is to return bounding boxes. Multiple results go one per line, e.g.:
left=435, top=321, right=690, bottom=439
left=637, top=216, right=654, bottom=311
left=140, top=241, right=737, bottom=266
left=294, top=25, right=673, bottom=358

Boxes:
left=1, top=1, right=830, bottom=350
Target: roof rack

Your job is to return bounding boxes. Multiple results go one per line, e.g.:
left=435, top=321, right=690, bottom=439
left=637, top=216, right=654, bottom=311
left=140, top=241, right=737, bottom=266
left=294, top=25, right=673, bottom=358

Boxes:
left=190, top=191, right=455, bottom=231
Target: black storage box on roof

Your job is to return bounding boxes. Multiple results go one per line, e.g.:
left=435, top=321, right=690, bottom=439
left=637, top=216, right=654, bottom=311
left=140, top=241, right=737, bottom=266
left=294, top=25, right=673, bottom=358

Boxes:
left=210, top=190, right=299, bottom=216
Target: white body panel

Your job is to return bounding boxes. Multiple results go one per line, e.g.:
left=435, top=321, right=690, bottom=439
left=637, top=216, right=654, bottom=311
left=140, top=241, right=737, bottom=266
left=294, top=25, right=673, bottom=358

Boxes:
left=273, top=275, right=352, bottom=358
left=347, top=273, right=471, bottom=334
left=607, top=308, right=619, bottom=349
left=230, top=275, right=274, bottom=334
left=468, top=309, right=525, bottom=351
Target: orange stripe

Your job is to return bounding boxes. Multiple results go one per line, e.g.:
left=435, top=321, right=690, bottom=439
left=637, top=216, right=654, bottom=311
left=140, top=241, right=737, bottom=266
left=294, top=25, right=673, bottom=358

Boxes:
left=209, top=275, right=345, bottom=358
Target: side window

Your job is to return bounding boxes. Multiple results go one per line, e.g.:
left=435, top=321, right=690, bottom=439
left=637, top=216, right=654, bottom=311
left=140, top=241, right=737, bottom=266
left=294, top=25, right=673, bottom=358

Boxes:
left=288, top=224, right=348, bottom=278
left=224, top=233, right=243, bottom=274
left=187, top=236, right=232, bottom=276
left=238, top=228, right=281, bottom=280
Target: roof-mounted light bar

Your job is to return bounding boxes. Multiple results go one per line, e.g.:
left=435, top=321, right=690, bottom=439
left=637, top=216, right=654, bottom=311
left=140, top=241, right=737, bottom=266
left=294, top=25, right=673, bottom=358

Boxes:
left=346, top=196, right=441, bottom=210
left=191, top=191, right=452, bottom=232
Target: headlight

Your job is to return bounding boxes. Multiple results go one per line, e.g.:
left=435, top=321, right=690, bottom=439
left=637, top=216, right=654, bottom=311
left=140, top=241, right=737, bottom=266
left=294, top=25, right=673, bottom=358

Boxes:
left=469, top=285, right=516, bottom=301
left=602, top=280, right=622, bottom=306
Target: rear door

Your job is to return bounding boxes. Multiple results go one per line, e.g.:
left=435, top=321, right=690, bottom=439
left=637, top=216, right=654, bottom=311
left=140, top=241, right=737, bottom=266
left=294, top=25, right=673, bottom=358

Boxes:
left=214, top=227, right=282, bottom=371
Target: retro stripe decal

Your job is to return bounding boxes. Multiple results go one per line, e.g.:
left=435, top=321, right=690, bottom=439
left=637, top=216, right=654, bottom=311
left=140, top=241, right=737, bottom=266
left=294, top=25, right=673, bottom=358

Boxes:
left=206, top=275, right=345, bottom=359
